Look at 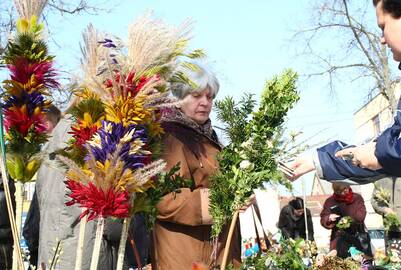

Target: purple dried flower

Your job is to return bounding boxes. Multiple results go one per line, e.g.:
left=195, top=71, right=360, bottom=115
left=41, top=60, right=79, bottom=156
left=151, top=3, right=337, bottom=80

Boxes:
left=87, top=121, right=150, bottom=170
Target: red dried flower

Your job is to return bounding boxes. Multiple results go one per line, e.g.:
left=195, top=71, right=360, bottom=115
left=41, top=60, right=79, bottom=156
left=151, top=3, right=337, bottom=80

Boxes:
left=4, top=107, right=47, bottom=136
left=69, top=125, right=98, bottom=146
left=65, top=179, right=130, bottom=221
left=8, top=58, right=59, bottom=90
left=104, top=71, right=158, bottom=99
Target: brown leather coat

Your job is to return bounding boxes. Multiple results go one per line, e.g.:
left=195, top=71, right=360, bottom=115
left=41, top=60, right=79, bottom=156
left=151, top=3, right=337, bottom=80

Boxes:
left=151, top=115, right=241, bottom=270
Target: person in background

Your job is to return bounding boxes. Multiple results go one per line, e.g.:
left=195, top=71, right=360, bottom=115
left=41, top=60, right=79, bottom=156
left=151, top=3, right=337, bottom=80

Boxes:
left=278, top=197, right=314, bottom=241
left=371, top=177, right=401, bottom=252
left=23, top=104, right=61, bottom=269
left=320, top=183, right=371, bottom=258
left=35, top=102, right=150, bottom=269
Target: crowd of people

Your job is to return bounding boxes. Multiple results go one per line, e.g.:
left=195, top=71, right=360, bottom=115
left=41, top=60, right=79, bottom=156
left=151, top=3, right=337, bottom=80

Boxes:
left=0, top=0, right=401, bottom=269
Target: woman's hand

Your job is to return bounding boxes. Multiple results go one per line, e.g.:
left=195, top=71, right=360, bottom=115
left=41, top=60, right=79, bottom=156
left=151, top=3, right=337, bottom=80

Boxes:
left=284, top=155, right=316, bottom=181
left=335, top=142, right=382, bottom=170
left=384, top=207, right=395, bottom=215
left=200, top=188, right=213, bottom=225
left=329, top=214, right=340, bottom=222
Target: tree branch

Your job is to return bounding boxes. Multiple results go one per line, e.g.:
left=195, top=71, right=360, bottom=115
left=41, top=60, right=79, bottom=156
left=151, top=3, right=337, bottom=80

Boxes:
left=342, top=0, right=383, bottom=80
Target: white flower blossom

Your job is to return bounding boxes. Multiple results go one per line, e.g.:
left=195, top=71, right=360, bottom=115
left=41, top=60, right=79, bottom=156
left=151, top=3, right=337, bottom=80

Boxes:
left=266, top=139, right=274, bottom=148
left=239, top=160, right=253, bottom=170
left=239, top=151, right=247, bottom=159
left=241, top=137, right=254, bottom=149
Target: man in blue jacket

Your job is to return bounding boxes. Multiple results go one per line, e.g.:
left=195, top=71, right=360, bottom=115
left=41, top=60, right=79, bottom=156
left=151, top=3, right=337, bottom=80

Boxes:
left=288, top=0, right=401, bottom=183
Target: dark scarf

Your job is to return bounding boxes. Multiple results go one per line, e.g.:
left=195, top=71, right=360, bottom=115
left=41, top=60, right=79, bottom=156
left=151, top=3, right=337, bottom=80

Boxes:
left=161, top=107, right=221, bottom=148
left=333, top=187, right=354, bottom=204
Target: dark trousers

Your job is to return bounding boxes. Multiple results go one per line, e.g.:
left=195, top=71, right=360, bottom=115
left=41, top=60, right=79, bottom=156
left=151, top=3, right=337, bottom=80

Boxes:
left=0, top=243, right=13, bottom=270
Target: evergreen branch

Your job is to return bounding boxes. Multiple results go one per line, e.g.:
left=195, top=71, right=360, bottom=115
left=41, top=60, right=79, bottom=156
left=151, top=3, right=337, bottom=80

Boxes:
left=209, top=69, right=300, bottom=238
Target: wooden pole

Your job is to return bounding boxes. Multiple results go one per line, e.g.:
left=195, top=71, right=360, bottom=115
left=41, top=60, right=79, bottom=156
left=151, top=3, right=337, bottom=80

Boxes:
left=12, top=181, right=24, bottom=270
left=74, top=213, right=87, bottom=270
left=0, top=163, right=24, bottom=270
left=90, top=217, right=105, bottom=270
left=220, top=210, right=239, bottom=270
left=116, top=218, right=130, bottom=270
left=129, top=231, right=143, bottom=270
left=302, top=177, right=309, bottom=242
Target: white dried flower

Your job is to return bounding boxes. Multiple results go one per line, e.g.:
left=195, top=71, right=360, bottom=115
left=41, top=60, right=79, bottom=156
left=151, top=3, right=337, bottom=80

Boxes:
left=239, top=160, right=253, bottom=170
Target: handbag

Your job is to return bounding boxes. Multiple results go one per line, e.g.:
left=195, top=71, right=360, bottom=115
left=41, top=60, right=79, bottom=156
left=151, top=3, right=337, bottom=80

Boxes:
left=355, top=228, right=373, bottom=257
left=336, top=224, right=372, bottom=258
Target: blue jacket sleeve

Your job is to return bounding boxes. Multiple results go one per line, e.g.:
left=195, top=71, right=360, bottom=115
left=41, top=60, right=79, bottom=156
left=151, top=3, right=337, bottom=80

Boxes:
left=315, top=140, right=385, bottom=184
left=374, top=99, right=401, bottom=176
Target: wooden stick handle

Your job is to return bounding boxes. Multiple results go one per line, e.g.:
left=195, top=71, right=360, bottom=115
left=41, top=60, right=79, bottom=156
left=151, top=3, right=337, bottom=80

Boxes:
left=12, top=182, right=24, bottom=270
left=220, top=210, right=239, bottom=270
left=74, top=213, right=87, bottom=270
left=90, top=217, right=105, bottom=270
left=129, top=231, right=143, bottom=270
left=116, top=218, right=131, bottom=270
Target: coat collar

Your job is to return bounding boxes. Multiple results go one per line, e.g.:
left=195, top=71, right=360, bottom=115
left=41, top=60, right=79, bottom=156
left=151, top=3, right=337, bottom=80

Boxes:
left=161, top=107, right=222, bottom=150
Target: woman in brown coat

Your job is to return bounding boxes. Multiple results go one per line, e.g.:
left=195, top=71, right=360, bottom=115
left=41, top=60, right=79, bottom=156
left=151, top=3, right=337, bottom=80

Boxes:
left=151, top=65, right=241, bottom=270
left=320, top=183, right=371, bottom=258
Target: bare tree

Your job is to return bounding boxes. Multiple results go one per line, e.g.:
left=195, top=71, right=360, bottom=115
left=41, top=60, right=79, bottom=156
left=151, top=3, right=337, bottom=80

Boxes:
left=293, top=0, right=399, bottom=112
left=0, top=2, right=16, bottom=56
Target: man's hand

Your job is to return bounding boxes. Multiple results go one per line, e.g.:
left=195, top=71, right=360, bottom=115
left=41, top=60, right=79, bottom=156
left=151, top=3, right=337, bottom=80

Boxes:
left=335, top=142, right=382, bottom=170
left=284, top=155, right=316, bottom=181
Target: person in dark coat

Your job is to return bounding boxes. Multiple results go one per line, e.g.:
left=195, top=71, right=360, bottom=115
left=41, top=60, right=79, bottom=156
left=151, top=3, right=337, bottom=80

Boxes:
left=0, top=176, right=15, bottom=270
left=102, top=215, right=151, bottom=269
left=34, top=113, right=151, bottom=270
left=22, top=105, right=62, bottom=269
left=278, top=197, right=314, bottom=241
left=286, top=0, right=401, bottom=183
left=320, top=183, right=371, bottom=258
